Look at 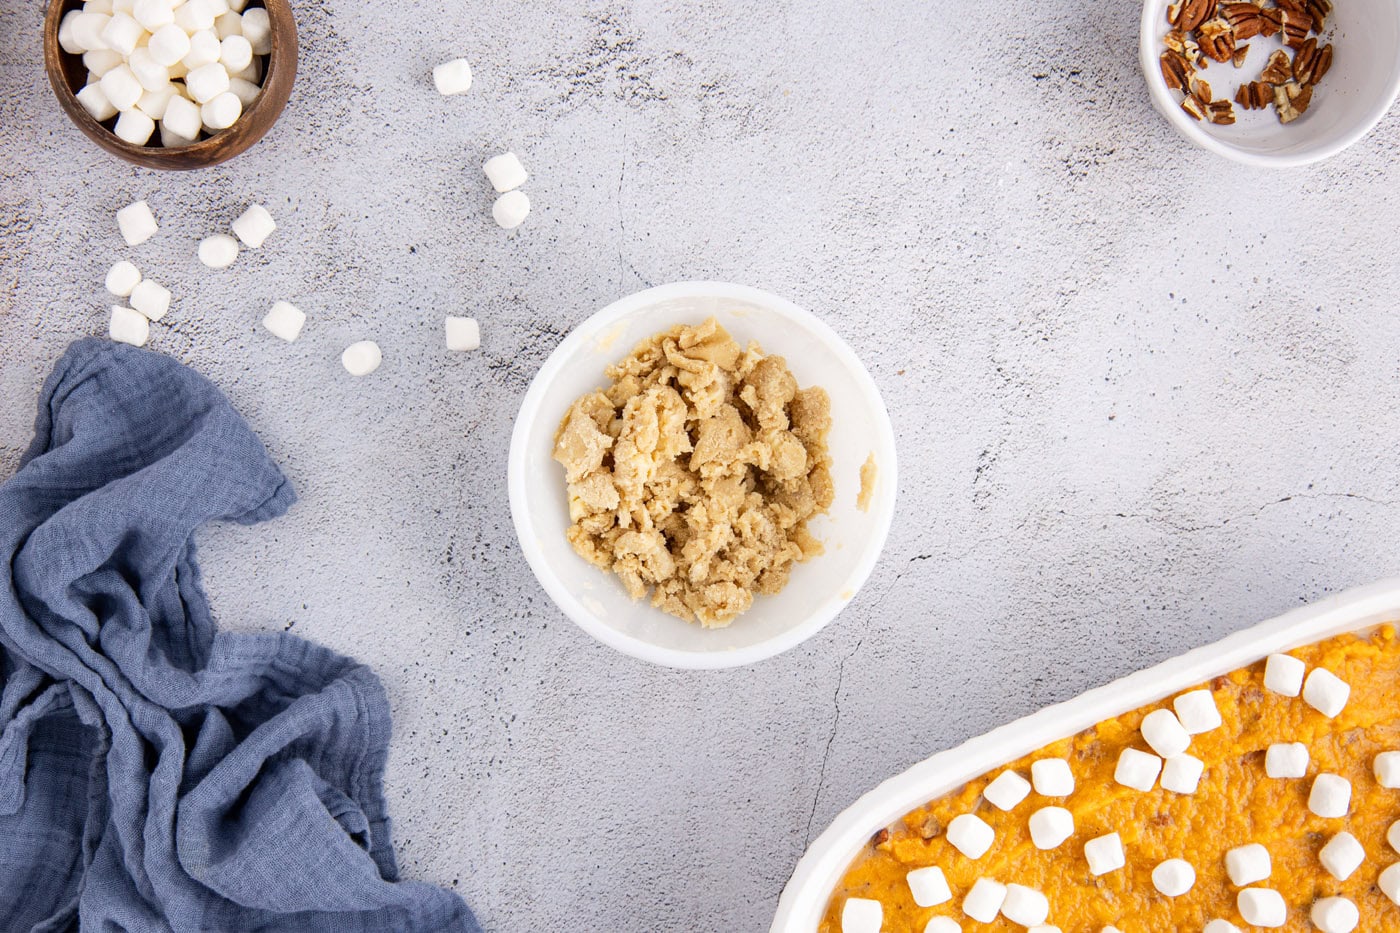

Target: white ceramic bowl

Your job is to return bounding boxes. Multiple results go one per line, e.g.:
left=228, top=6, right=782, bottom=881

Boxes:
left=1139, top=0, right=1400, bottom=166
left=508, top=282, right=898, bottom=670
left=771, top=578, right=1400, bottom=930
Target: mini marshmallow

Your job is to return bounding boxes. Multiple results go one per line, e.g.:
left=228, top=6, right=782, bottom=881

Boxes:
left=482, top=151, right=528, bottom=193
left=1101, top=928, right=1125, bottom=933
left=1160, top=754, right=1204, bottom=794
left=114, top=108, right=155, bottom=144
left=1264, top=653, right=1305, bottom=696
left=230, top=57, right=260, bottom=82
left=1309, top=773, right=1352, bottom=818
left=89, top=0, right=117, bottom=12
left=105, top=260, right=141, bottom=297
left=262, top=301, right=305, bottom=342
left=1319, top=831, right=1365, bottom=881
left=132, top=0, right=174, bottom=30
left=174, top=0, right=216, bottom=33
left=198, top=234, right=238, bottom=269
left=185, top=61, right=229, bottom=103
left=241, top=6, right=271, bottom=53
left=1000, top=884, right=1048, bottom=926
left=1203, top=922, right=1241, bottom=933
left=162, top=94, right=202, bottom=140
left=137, top=85, right=176, bottom=120
left=1140, top=709, right=1191, bottom=758
left=1031, top=758, right=1074, bottom=796
left=341, top=340, right=382, bottom=377
left=1303, top=668, right=1350, bottom=718
left=99, top=64, right=143, bottom=111
left=1237, top=888, right=1286, bottom=927
left=1381, top=863, right=1400, bottom=905
left=227, top=0, right=248, bottom=12
left=840, top=897, right=881, bottom=933
left=1151, top=858, right=1195, bottom=897
left=59, top=12, right=86, bottom=54
left=99, top=12, right=143, bottom=55
left=129, top=278, right=170, bottom=320
left=961, top=878, right=1006, bottom=923
left=160, top=122, right=194, bottom=148
left=982, top=770, right=1031, bottom=812
left=1114, top=748, right=1162, bottom=791
left=148, top=23, right=191, bottom=67
left=1173, top=689, right=1222, bottom=734
left=110, top=0, right=132, bottom=13
left=432, top=58, right=472, bottom=95
left=220, top=34, right=252, bottom=72
left=116, top=199, right=157, bottom=246
left=231, top=203, right=275, bottom=248
left=1225, top=843, right=1271, bottom=886
left=905, top=866, right=951, bottom=907
left=1027, top=928, right=1061, bottom=933
left=201, top=91, right=242, bottom=130
left=227, top=77, right=260, bottom=107
left=924, top=920, right=960, bottom=933
left=77, top=83, right=119, bottom=121
left=1375, top=751, right=1400, bottom=788
left=83, top=48, right=124, bottom=78
left=1083, top=832, right=1125, bottom=876
left=445, top=315, right=480, bottom=352
left=1264, top=742, right=1308, bottom=778
left=214, top=10, right=242, bottom=38
left=1028, top=806, right=1073, bottom=850
left=109, top=305, right=149, bottom=346
left=1311, top=896, right=1359, bottom=933
left=1390, top=820, right=1400, bottom=855
left=70, top=12, right=112, bottom=52
left=492, top=190, right=530, bottom=229
left=946, top=813, right=994, bottom=860
left=184, top=31, right=223, bottom=71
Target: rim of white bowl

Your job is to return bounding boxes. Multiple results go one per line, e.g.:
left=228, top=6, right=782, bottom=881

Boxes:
left=1137, top=0, right=1400, bottom=167
left=507, top=282, right=899, bottom=670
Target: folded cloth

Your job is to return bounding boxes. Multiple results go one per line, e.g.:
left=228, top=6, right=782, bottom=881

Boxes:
left=0, top=339, right=479, bottom=932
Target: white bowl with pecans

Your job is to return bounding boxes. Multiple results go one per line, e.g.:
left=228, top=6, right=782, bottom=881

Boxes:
left=1139, top=0, right=1400, bottom=166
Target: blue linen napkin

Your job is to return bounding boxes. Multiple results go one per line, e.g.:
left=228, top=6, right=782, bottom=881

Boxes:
left=0, top=339, right=479, bottom=933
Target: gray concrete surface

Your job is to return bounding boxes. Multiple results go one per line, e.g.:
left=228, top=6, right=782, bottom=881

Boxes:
left=4, top=1, right=1400, bottom=929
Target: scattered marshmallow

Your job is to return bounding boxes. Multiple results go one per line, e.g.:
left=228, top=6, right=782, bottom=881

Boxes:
left=492, top=190, right=530, bottom=229
left=105, top=260, right=141, bottom=297
left=1151, top=858, right=1195, bottom=897
left=1311, top=896, right=1358, bottom=933
left=1114, top=748, right=1162, bottom=791
left=201, top=92, right=242, bottom=130
left=109, top=305, right=149, bottom=346
left=905, top=866, right=951, bottom=908
left=946, top=813, right=994, bottom=860
left=231, top=203, right=276, bottom=248
left=445, top=315, right=480, bottom=352
left=1140, top=709, right=1191, bottom=758
left=185, top=61, right=230, bottom=103
left=1000, top=884, right=1049, bottom=926
left=1303, top=667, right=1350, bottom=718
left=149, top=23, right=191, bottom=67
left=241, top=6, right=271, bottom=54
left=1319, top=831, right=1365, bottom=881
left=77, top=83, right=118, bottom=121
left=1083, top=832, right=1125, bottom=876
left=1173, top=689, right=1222, bottom=734
left=432, top=58, right=472, bottom=95
left=129, top=278, right=170, bottom=320
left=1264, top=653, right=1305, bottom=696
left=983, top=770, right=1031, bottom=812
left=924, top=920, right=960, bottom=933
left=483, top=151, right=528, bottom=193
left=220, top=34, right=253, bottom=72
left=840, top=897, right=881, bottom=933
left=1390, top=820, right=1400, bottom=855
left=262, top=301, right=305, bottom=343
left=1237, top=887, right=1286, bottom=927
left=1027, top=927, right=1061, bottom=933
left=198, top=234, right=239, bottom=269
left=961, top=878, right=1006, bottom=923
left=1160, top=754, right=1204, bottom=795
left=1028, top=806, right=1073, bottom=850
left=1309, top=773, right=1352, bottom=818
left=1101, top=928, right=1125, bottom=933
left=1376, top=751, right=1400, bottom=788
left=114, top=108, right=155, bottom=145
left=1225, top=843, right=1271, bottom=886
left=1264, top=742, right=1308, bottom=779
left=1031, top=758, right=1074, bottom=797
left=116, top=200, right=157, bottom=246
left=341, top=340, right=382, bottom=377
left=162, top=95, right=203, bottom=141
left=1381, top=863, right=1400, bottom=905
left=99, top=63, right=142, bottom=111
left=1203, top=922, right=1241, bottom=933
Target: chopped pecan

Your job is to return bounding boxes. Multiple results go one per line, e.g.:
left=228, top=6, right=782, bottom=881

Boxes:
left=1292, top=37, right=1319, bottom=83
left=1235, top=80, right=1274, bottom=109
left=1190, top=76, right=1214, bottom=102
left=1311, top=43, right=1334, bottom=84
left=1221, top=2, right=1263, bottom=38
left=1182, top=95, right=1207, bottom=121
left=1274, top=80, right=1313, bottom=123
left=871, top=827, right=891, bottom=846
left=1280, top=9, right=1313, bottom=48
left=1259, top=5, right=1282, bottom=36
left=1160, top=48, right=1194, bottom=91
left=1232, top=44, right=1250, bottom=67
left=1167, top=2, right=1183, bottom=24
left=1164, top=28, right=1188, bottom=53
left=1206, top=99, right=1237, bottom=124
left=1197, top=18, right=1236, bottom=62
left=915, top=813, right=941, bottom=840
left=1178, top=0, right=1218, bottom=32
left=1307, top=0, right=1332, bottom=28
left=1260, top=49, right=1294, bottom=83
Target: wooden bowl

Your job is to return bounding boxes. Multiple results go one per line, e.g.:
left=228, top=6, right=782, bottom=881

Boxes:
left=43, top=0, right=298, bottom=170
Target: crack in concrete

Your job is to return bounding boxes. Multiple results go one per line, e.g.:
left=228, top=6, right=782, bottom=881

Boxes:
left=1115, top=491, right=1400, bottom=534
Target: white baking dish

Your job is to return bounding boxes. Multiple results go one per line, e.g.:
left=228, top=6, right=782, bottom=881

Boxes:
left=771, top=578, right=1400, bottom=930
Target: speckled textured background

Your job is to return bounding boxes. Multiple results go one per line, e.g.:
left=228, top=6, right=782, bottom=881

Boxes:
left=3, top=0, right=1400, bottom=929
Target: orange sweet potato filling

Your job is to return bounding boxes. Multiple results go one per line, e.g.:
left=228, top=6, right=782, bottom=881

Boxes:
left=820, top=626, right=1400, bottom=932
